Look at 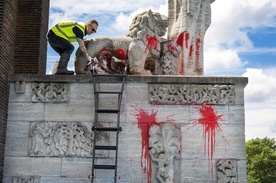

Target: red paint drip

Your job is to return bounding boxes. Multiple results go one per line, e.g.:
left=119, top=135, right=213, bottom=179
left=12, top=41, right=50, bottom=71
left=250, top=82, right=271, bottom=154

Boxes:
left=145, top=35, right=159, bottom=54
left=196, top=38, right=201, bottom=58
left=197, top=103, right=223, bottom=179
left=175, top=32, right=190, bottom=75
left=132, top=107, right=160, bottom=183
left=185, top=33, right=190, bottom=48
left=189, top=44, right=194, bottom=57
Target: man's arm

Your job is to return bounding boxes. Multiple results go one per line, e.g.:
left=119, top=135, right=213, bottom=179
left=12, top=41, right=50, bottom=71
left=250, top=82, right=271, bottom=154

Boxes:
left=77, top=38, right=91, bottom=61
left=73, top=26, right=92, bottom=61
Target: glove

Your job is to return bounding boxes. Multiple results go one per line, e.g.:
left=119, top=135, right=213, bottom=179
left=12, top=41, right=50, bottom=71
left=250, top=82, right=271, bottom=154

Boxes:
left=87, top=56, right=92, bottom=62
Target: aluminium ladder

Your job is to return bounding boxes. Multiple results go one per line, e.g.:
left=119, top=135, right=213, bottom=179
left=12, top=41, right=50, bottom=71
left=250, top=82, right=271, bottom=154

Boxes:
left=90, top=59, right=127, bottom=183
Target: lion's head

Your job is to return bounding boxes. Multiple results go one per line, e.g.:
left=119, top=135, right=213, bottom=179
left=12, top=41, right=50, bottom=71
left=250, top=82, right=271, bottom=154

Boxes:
left=126, top=9, right=168, bottom=39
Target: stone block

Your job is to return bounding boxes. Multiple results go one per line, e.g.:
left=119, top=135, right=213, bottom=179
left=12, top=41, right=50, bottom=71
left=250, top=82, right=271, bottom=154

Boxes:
left=44, top=103, right=94, bottom=122
left=69, top=83, right=94, bottom=105
left=3, top=157, right=61, bottom=177
left=181, top=159, right=213, bottom=182
left=4, top=137, right=29, bottom=157
left=6, top=121, right=30, bottom=138
left=126, top=83, right=149, bottom=104
left=7, top=103, right=44, bottom=121
left=228, top=105, right=245, bottom=124
left=61, top=157, right=91, bottom=178
left=8, top=83, right=33, bottom=103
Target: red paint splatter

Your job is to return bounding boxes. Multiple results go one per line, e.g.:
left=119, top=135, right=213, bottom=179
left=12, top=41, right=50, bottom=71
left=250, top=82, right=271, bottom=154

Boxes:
left=198, top=103, right=222, bottom=160
left=167, top=43, right=177, bottom=52
left=131, top=107, right=159, bottom=183
left=196, top=103, right=224, bottom=182
left=145, top=35, right=159, bottom=54
left=176, top=32, right=190, bottom=48
left=115, top=48, right=127, bottom=59
left=176, top=33, right=184, bottom=47
left=131, top=106, right=177, bottom=182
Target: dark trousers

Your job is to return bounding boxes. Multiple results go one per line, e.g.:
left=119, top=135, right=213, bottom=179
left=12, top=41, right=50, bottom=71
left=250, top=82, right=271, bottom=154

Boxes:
left=47, top=30, right=74, bottom=56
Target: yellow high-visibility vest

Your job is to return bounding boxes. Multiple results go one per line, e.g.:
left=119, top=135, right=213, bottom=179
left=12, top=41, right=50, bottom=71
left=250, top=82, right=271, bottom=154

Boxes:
left=51, top=21, right=85, bottom=42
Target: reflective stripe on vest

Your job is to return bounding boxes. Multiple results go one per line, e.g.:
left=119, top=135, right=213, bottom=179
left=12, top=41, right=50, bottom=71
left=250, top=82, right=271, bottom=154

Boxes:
left=51, top=21, right=85, bottom=42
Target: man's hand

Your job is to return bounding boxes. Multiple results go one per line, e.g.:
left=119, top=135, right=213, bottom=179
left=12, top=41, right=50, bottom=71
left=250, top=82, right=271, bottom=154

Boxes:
left=87, top=56, right=98, bottom=64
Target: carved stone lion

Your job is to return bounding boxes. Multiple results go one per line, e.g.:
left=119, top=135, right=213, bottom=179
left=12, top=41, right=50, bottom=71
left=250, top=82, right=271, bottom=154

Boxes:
left=75, top=9, right=168, bottom=75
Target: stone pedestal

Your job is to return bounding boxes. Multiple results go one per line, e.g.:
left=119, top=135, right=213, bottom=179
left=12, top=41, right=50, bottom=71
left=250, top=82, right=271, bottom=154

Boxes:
left=3, top=75, right=247, bottom=183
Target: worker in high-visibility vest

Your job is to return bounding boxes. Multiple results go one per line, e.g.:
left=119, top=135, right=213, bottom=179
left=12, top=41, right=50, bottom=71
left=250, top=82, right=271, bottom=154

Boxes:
left=47, top=19, right=98, bottom=75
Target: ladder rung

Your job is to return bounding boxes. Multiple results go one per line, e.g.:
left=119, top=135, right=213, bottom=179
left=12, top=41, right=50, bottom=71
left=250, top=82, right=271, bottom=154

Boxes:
left=95, top=145, right=117, bottom=150
left=94, top=91, right=122, bottom=94
left=96, top=109, right=119, bottom=113
left=92, top=126, right=122, bottom=132
left=94, top=165, right=116, bottom=169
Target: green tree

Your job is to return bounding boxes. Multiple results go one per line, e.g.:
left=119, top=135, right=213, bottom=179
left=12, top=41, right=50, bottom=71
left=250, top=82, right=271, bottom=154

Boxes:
left=246, top=137, right=276, bottom=183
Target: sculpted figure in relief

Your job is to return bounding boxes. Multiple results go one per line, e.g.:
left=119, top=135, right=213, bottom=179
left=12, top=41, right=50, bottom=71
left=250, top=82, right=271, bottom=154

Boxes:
left=29, top=122, right=108, bottom=157
left=149, top=124, right=181, bottom=183
left=168, top=0, right=215, bottom=75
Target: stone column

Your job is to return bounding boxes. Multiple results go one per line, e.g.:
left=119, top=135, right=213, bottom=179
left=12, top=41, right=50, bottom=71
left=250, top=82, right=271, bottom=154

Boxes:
left=168, top=0, right=215, bottom=75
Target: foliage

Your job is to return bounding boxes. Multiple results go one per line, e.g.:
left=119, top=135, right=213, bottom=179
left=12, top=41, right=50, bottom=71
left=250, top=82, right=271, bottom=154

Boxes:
left=246, top=137, right=276, bottom=183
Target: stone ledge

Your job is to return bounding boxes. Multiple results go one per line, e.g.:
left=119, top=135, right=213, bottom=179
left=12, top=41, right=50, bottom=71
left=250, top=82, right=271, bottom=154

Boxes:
left=9, top=74, right=248, bottom=85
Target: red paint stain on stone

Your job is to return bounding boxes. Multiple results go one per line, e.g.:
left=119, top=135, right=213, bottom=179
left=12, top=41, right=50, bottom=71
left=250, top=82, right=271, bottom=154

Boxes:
left=198, top=103, right=222, bottom=159
left=176, top=32, right=184, bottom=47
left=176, top=32, right=190, bottom=48
left=197, top=103, right=223, bottom=176
left=175, top=32, right=191, bottom=75
left=189, top=44, right=194, bottom=57
left=131, top=107, right=160, bottom=183
left=115, top=48, right=127, bottom=59
left=167, top=43, right=177, bottom=52
left=196, top=38, right=201, bottom=58
left=131, top=106, right=177, bottom=182
left=145, top=35, right=159, bottom=54
left=134, top=109, right=157, bottom=167
left=185, top=33, right=190, bottom=48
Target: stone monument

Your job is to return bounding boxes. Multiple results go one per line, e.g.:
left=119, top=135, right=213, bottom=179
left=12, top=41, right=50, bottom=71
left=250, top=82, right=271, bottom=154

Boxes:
left=3, top=1, right=247, bottom=183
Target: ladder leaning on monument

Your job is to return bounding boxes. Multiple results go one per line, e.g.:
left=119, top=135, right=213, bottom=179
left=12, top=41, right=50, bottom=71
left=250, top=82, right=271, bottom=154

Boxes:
left=90, top=58, right=127, bottom=183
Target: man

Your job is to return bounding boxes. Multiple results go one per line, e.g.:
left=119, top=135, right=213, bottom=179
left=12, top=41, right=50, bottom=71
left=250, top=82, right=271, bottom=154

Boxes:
left=47, top=19, right=98, bottom=75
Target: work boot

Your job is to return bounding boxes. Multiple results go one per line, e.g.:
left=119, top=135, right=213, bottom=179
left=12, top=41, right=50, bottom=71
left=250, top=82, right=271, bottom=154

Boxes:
left=55, top=53, right=74, bottom=75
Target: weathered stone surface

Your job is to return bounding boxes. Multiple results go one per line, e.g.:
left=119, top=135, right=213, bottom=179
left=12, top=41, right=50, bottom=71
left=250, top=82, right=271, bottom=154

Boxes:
left=7, top=103, right=44, bottom=121
left=4, top=75, right=247, bottom=183
left=44, top=103, right=94, bottom=122
left=3, top=157, right=61, bottom=176
left=168, top=0, right=216, bottom=75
